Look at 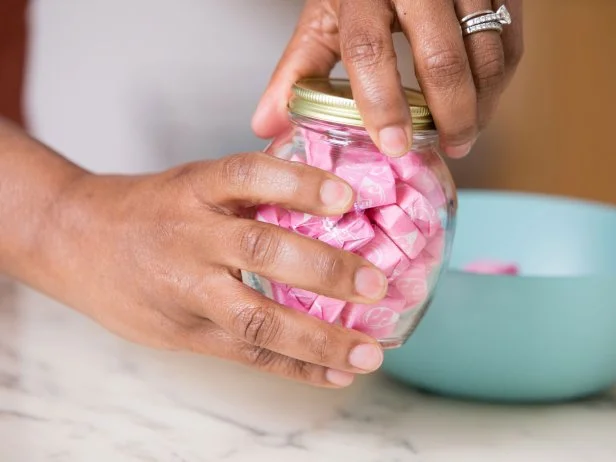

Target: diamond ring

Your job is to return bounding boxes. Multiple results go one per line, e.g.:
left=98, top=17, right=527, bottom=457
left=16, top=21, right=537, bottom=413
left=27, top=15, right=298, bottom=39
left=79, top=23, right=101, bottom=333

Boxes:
left=460, top=5, right=512, bottom=36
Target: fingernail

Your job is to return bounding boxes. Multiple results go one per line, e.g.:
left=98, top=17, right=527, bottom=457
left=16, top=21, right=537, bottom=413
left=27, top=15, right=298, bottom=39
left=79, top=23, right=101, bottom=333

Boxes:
left=354, top=266, right=387, bottom=300
left=325, top=369, right=355, bottom=387
left=320, top=179, right=353, bottom=209
left=378, top=126, right=409, bottom=157
left=349, top=344, right=384, bottom=372
left=445, top=141, right=473, bottom=158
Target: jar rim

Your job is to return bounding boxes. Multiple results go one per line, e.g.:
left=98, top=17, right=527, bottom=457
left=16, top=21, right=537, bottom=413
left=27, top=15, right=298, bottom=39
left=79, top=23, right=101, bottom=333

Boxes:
left=289, top=78, right=435, bottom=130
left=290, top=113, right=438, bottom=148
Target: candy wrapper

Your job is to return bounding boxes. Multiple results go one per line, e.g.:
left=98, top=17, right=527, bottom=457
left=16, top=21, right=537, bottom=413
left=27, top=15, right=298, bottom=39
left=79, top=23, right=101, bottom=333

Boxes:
left=255, top=205, right=290, bottom=228
left=356, top=226, right=411, bottom=279
left=406, top=167, right=447, bottom=209
left=393, top=261, right=430, bottom=307
left=288, top=212, right=342, bottom=239
left=341, top=287, right=406, bottom=338
left=418, top=229, right=445, bottom=272
left=308, top=295, right=347, bottom=323
left=318, top=211, right=374, bottom=251
left=369, top=205, right=427, bottom=259
left=333, top=154, right=397, bottom=210
left=463, top=260, right=520, bottom=275
left=387, top=151, right=424, bottom=181
left=270, top=282, right=309, bottom=312
left=396, top=183, right=442, bottom=238
left=303, top=127, right=335, bottom=171
left=288, top=287, right=319, bottom=307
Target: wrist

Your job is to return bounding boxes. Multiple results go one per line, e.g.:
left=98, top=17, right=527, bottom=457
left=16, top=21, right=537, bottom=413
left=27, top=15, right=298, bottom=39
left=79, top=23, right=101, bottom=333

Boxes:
left=0, top=123, right=90, bottom=285
left=32, top=171, right=146, bottom=310
left=1, top=167, right=91, bottom=286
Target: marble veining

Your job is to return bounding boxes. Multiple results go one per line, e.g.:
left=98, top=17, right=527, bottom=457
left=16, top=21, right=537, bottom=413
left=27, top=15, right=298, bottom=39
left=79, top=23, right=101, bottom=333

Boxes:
left=1, top=280, right=615, bottom=461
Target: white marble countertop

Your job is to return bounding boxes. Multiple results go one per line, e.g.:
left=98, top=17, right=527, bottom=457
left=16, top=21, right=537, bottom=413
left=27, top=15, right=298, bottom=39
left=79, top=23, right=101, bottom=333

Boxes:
left=1, top=279, right=616, bottom=462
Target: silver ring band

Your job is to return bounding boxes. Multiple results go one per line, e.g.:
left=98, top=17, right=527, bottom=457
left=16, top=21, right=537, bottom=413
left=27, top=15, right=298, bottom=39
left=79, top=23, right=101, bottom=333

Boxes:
left=459, top=5, right=512, bottom=36
left=459, top=9, right=494, bottom=24
left=463, top=21, right=503, bottom=37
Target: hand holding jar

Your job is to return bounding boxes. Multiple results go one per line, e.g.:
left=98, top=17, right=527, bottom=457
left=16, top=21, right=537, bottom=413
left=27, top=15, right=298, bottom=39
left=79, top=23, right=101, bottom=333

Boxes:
left=0, top=118, right=392, bottom=389
left=253, top=0, right=523, bottom=158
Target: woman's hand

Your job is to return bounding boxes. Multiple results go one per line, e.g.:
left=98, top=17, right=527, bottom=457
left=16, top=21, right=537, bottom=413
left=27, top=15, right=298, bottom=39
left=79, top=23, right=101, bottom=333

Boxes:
left=44, top=153, right=388, bottom=387
left=253, top=0, right=523, bottom=158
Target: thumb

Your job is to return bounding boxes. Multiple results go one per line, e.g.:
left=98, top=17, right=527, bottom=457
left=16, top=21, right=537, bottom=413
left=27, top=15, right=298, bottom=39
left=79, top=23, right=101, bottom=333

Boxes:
left=252, top=2, right=340, bottom=139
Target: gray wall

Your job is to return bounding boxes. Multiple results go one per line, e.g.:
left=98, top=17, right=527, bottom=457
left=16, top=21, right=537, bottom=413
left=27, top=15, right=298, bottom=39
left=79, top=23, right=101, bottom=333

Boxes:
left=26, top=0, right=418, bottom=174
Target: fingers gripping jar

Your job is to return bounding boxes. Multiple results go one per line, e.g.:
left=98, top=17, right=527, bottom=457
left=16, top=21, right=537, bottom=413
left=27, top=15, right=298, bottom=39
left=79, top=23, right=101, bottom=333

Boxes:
left=243, top=78, right=457, bottom=349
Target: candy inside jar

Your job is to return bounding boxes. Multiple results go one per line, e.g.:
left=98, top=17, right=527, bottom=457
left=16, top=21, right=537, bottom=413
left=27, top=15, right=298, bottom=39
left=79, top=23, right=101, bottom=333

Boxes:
left=243, top=78, right=457, bottom=349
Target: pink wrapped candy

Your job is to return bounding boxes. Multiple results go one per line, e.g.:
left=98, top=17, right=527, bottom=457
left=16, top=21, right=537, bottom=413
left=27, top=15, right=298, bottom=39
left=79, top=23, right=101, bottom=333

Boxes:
left=463, top=260, right=520, bottom=275
left=288, top=287, right=319, bottom=307
left=419, top=227, right=447, bottom=271
left=342, top=287, right=406, bottom=338
left=406, top=167, right=448, bottom=209
left=387, top=151, right=424, bottom=181
left=369, top=205, right=428, bottom=259
left=356, top=226, right=411, bottom=279
left=393, top=261, right=430, bottom=306
left=333, top=154, right=397, bottom=210
left=318, top=211, right=375, bottom=252
left=396, top=183, right=441, bottom=238
left=270, top=282, right=309, bottom=312
left=308, top=295, right=347, bottom=323
left=289, top=212, right=342, bottom=239
left=256, top=205, right=290, bottom=228
left=304, top=127, right=334, bottom=170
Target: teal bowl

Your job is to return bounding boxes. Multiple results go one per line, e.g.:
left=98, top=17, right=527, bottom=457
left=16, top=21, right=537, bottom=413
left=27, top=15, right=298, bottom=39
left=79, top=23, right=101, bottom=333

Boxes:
left=382, top=190, right=616, bottom=403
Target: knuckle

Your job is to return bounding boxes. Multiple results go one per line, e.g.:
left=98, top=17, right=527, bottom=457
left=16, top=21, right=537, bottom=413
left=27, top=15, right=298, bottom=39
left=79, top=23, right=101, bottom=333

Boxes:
left=219, top=152, right=263, bottom=192
left=289, top=359, right=315, bottom=382
left=314, top=249, right=346, bottom=289
left=236, top=304, right=282, bottom=348
left=170, top=161, right=211, bottom=205
left=342, top=30, right=395, bottom=70
left=246, top=346, right=280, bottom=369
left=245, top=346, right=314, bottom=382
left=474, top=47, right=506, bottom=94
left=239, top=225, right=283, bottom=270
left=171, top=162, right=197, bottom=186
left=420, top=49, right=469, bottom=89
left=304, top=327, right=333, bottom=365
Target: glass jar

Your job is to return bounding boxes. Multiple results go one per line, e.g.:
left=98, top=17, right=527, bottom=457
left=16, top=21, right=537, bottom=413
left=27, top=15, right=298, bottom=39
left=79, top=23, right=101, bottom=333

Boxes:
left=243, top=78, right=457, bottom=349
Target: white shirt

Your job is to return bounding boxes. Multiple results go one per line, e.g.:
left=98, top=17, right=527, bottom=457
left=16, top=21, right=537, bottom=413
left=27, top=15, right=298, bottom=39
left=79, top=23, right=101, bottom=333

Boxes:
left=26, top=0, right=417, bottom=173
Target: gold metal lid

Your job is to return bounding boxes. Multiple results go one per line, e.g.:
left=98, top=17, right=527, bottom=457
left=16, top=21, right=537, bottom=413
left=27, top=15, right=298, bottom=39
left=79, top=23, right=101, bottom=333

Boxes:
left=289, top=78, right=434, bottom=130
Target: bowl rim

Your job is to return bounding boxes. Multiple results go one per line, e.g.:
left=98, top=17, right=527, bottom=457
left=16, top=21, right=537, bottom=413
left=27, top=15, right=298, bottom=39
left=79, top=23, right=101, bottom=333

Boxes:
left=449, top=189, right=616, bottom=280
left=457, top=189, right=616, bottom=213
left=446, top=269, right=616, bottom=281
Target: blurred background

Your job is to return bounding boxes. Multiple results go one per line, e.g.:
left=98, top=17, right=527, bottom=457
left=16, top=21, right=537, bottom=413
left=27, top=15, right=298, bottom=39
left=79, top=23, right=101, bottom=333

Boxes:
left=447, top=0, right=616, bottom=205
left=1, top=0, right=614, bottom=204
